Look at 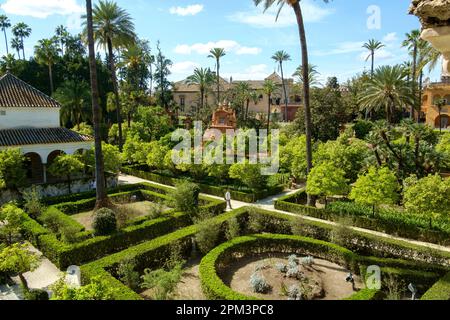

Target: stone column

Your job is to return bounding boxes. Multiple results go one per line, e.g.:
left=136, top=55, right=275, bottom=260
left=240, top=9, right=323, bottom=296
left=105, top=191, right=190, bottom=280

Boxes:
left=421, top=26, right=450, bottom=80
left=42, top=164, right=47, bottom=184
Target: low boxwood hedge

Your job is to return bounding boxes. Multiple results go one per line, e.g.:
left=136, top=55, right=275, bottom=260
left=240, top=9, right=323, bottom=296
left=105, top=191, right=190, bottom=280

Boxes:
left=20, top=182, right=226, bottom=269
left=122, top=166, right=284, bottom=203
left=80, top=207, right=450, bottom=300
left=199, top=234, right=358, bottom=300
left=421, top=271, right=450, bottom=300
left=275, top=190, right=450, bottom=246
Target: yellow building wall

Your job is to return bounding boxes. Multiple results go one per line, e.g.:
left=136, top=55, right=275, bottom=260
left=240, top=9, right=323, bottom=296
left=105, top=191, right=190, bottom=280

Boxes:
left=421, top=84, right=450, bottom=128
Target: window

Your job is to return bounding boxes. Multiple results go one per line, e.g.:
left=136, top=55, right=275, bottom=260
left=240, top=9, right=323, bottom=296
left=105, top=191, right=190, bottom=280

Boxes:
left=179, top=96, right=185, bottom=112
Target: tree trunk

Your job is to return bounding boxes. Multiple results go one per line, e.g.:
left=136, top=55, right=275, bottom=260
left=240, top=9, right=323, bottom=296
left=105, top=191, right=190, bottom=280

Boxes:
left=280, top=62, right=289, bottom=122
left=292, top=2, right=314, bottom=206
left=107, top=37, right=123, bottom=152
left=18, top=273, right=29, bottom=292
left=217, top=58, right=220, bottom=104
left=3, top=30, right=8, bottom=55
left=418, top=71, right=423, bottom=124
left=267, top=94, right=271, bottom=130
left=21, top=36, right=25, bottom=60
left=371, top=52, right=375, bottom=78
left=86, top=0, right=109, bottom=209
left=411, top=45, right=417, bottom=119
left=48, top=63, right=54, bottom=94
left=245, top=99, right=250, bottom=121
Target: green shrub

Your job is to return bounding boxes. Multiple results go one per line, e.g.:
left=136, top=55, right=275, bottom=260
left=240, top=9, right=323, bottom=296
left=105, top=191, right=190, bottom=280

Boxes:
left=92, top=208, right=117, bottom=236
left=195, top=219, right=221, bottom=254
left=117, top=259, right=140, bottom=291
left=24, top=289, right=49, bottom=300
left=168, top=182, right=200, bottom=215
left=22, top=187, right=45, bottom=219
left=421, top=271, right=450, bottom=300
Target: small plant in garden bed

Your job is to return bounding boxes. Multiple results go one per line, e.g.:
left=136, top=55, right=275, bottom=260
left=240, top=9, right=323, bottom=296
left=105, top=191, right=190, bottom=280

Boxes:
left=250, top=272, right=271, bottom=294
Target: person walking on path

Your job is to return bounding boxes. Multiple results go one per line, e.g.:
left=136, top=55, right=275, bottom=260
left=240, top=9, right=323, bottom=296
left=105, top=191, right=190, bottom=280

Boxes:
left=225, top=190, right=232, bottom=210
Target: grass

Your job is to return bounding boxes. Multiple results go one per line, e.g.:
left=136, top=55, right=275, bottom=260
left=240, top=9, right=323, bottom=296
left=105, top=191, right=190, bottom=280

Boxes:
left=72, top=201, right=170, bottom=230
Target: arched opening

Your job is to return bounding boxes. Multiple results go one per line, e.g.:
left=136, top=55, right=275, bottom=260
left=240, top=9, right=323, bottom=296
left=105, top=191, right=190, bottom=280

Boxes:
left=46, top=150, right=65, bottom=183
left=435, top=115, right=450, bottom=129
left=24, top=153, right=44, bottom=184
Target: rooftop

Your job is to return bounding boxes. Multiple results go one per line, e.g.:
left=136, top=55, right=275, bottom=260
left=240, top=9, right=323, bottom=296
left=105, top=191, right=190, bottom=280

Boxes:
left=0, top=72, right=61, bottom=109
left=0, top=127, right=93, bottom=147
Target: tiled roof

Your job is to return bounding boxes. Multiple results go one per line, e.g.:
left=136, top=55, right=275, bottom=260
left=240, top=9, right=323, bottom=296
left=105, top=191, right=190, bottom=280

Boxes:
left=0, top=128, right=93, bottom=147
left=0, top=72, right=61, bottom=108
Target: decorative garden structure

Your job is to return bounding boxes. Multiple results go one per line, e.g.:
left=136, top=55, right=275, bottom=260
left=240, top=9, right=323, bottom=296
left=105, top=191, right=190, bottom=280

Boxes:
left=410, top=0, right=450, bottom=81
left=410, top=0, right=450, bottom=129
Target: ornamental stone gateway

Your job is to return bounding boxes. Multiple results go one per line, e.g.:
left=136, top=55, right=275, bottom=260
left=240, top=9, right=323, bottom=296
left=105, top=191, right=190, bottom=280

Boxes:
left=409, top=0, right=450, bottom=80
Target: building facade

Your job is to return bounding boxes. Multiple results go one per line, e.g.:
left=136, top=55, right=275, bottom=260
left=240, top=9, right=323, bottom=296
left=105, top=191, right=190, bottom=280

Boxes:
left=0, top=72, right=93, bottom=185
left=421, top=80, right=450, bottom=129
left=173, top=72, right=303, bottom=121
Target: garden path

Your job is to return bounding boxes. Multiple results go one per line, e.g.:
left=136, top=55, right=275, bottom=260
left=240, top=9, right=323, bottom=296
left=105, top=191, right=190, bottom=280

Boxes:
left=119, top=174, right=450, bottom=255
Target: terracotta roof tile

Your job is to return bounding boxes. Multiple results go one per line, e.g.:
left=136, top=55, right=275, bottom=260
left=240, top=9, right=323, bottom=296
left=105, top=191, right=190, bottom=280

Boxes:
left=0, top=72, right=61, bottom=108
left=0, top=128, right=93, bottom=147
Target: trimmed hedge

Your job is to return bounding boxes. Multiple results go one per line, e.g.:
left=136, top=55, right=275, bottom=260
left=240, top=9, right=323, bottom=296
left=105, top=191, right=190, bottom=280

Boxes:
left=80, top=207, right=450, bottom=300
left=421, top=271, right=450, bottom=300
left=199, top=234, right=358, bottom=300
left=275, top=190, right=450, bottom=246
left=21, top=182, right=226, bottom=269
left=122, top=166, right=285, bottom=203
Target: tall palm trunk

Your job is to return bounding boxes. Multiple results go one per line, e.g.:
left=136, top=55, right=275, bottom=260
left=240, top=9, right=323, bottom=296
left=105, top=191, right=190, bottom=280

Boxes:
left=280, top=62, right=289, bottom=122
left=267, top=94, right=271, bottom=130
left=371, top=51, right=375, bottom=77
left=86, top=0, right=108, bottom=209
left=292, top=2, right=314, bottom=206
left=245, top=99, right=250, bottom=121
left=418, top=71, right=423, bottom=124
left=3, top=29, right=8, bottom=55
left=411, top=44, right=417, bottom=120
left=107, top=37, right=123, bottom=152
left=48, top=63, right=54, bottom=94
left=21, top=36, right=25, bottom=60
left=216, top=58, right=220, bottom=104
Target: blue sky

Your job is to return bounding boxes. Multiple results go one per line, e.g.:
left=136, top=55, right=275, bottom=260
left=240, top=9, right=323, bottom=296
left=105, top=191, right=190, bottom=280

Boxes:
left=0, top=0, right=442, bottom=84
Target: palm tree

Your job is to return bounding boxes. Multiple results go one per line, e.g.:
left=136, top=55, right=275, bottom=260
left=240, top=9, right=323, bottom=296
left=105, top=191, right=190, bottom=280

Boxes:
left=0, top=15, right=11, bottom=55
left=85, top=0, right=109, bottom=209
left=255, top=0, right=331, bottom=206
left=293, top=64, right=320, bottom=87
left=83, top=0, right=136, bottom=152
left=235, top=81, right=252, bottom=120
left=363, top=39, right=385, bottom=77
left=34, top=39, right=60, bottom=94
left=272, top=50, right=291, bottom=122
left=402, top=30, right=421, bottom=119
left=55, top=25, right=69, bottom=55
left=0, top=53, right=16, bottom=73
left=262, top=79, right=279, bottom=130
left=186, top=67, right=215, bottom=118
left=359, top=65, right=413, bottom=124
left=12, top=22, right=31, bottom=60
left=208, top=48, right=226, bottom=104
left=53, top=80, right=91, bottom=129
left=11, top=37, right=22, bottom=59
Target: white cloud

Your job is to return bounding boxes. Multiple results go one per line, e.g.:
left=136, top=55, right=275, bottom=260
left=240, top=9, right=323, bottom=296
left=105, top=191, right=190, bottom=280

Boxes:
left=223, top=64, right=270, bottom=81
left=312, top=41, right=365, bottom=57
left=174, top=40, right=261, bottom=56
left=228, top=0, right=334, bottom=28
left=1, top=0, right=84, bottom=19
left=383, top=32, right=398, bottom=43
left=169, top=4, right=203, bottom=16
left=171, top=61, right=200, bottom=75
